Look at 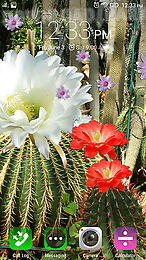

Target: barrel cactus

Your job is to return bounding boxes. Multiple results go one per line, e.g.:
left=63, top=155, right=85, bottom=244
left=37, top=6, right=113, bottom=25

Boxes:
left=0, top=133, right=92, bottom=245
left=78, top=187, right=145, bottom=260
left=67, top=120, right=145, bottom=260
left=0, top=49, right=93, bottom=247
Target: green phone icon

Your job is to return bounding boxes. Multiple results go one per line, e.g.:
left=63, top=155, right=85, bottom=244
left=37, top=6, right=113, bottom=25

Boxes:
left=9, top=227, right=32, bottom=250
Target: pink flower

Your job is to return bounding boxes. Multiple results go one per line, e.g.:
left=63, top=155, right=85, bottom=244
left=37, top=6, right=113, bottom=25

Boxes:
left=97, top=75, right=115, bottom=92
left=136, top=55, right=146, bottom=80
left=76, top=50, right=90, bottom=63
left=56, top=86, right=70, bottom=99
left=5, top=14, right=23, bottom=31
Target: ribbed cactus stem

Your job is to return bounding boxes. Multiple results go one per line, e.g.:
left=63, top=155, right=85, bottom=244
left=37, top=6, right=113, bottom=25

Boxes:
left=27, top=29, right=35, bottom=56
left=125, top=0, right=145, bottom=174
left=102, top=1, right=127, bottom=124
left=89, top=49, right=100, bottom=121
left=0, top=133, right=96, bottom=245
left=78, top=188, right=145, bottom=259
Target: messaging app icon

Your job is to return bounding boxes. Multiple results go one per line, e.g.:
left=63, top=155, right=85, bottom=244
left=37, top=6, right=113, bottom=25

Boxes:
left=44, top=227, right=67, bottom=250
left=9, top=227, right=32, bottom=250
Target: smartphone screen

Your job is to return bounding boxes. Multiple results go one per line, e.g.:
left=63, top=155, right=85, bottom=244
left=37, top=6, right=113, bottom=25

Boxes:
left=0, top=1, right=145, bottom=259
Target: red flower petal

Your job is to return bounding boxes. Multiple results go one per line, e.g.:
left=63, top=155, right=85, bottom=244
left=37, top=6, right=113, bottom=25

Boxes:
left=110, top=179, right=121, bottom=189
left=70, top=139, right=85, bottom=150
left=108, top=150, right=117, bottom=159
left=85, top=159, right=132, bottom=192
left=97, top=144, right=114, bottom=155
left=118, top=183, right=125, bottom=191
left=70, top=120, right=128, bottom=160
left=84, top=146, right=98, bottom=159
left=98, top=182, right=109, bottom=193
left=86, top=178, right=98, bottom=188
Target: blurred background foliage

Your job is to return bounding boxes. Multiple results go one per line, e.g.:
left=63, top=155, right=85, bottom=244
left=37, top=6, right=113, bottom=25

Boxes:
left=0, top=0, right=42, bottom=57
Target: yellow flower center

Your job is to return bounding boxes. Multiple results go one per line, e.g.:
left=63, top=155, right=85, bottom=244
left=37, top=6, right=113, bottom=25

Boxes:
left=104, top=168, right=110, bottom=178
left=93, top=131, right=100, bottom=143
left=104, top=81, right=108, bottom=86
left=81, top=55, right=86, bottom=59
left=6, top=95, right=40, bottom=121
left=5, top=89, right=54, bottom=121
left=12, top=20, right=16, bottom=25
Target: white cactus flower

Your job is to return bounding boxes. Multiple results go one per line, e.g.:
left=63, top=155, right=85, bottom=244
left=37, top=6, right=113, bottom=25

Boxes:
left=103, top=44, right=114, bottom=54
left=0, top=50, right=93, bottom=163
left=74, top=115, right=92, bottom=127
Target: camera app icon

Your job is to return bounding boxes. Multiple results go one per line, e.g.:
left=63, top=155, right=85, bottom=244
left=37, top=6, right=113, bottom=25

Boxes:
left=79, top=227, right=102, bottom=251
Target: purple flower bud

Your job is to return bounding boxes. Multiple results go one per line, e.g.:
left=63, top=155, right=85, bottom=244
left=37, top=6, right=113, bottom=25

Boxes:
left=136, top=55, right=146, bottom=80
left=76, top=50, right=90, bottom=63
left=56, top=86, right=70, bottom=99
left=5, top=14, right=23, bottom=31
left=97, top=75, right=115, bottom=92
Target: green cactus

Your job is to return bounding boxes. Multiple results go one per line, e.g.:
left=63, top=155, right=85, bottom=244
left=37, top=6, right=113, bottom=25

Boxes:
left=115, top=109, right=129, bottom=134
left=102, top=1, right=127, bottom=124
left=0, top=133, right=93, bottom=245
left=78, top=188, right=145, bottom=260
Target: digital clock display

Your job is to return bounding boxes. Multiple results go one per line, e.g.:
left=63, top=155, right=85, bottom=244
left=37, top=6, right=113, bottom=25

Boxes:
left=47, top=21, right=111, bottom=40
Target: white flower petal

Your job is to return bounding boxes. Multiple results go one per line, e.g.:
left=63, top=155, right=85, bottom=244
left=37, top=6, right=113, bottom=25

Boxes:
left=48, top=139, right=67, bottom=169
left=47, top=55, right=61, bottom=67
left=35, top=51, right=48, bottom=62
left=74, top=115, right=92, bottom=127
left=70, top=72, right=84, bottom=81
left=10, top=128, right=27, bottom=148
left=0, top=120, right=14, bottom=128
left=3, top=50, right=17, bottom=65
left=55, top=106, right=79, bottom=132
left=49, top=100, right=64, bottom=119
left=38, top=121, right=61, bottom=145
left=15, top=50, right=34, bottom=86
left=0, top=50, right=93, bottom=158
left=68, top=85, right=93, bottom=107
left=23, top=107, right=47, bottom=133
left=64, top=66, right=77, bottom=76
left=0, top=106, right=9, bottom=120
left=33, top=133, right=50, bottom=159
left=9, top=110, right=29, bottom=126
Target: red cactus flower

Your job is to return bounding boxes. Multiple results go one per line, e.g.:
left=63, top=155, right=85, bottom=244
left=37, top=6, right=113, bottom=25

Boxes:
left=86, top=159, right=132, bottom=193
left=70, top=120, right=128, bottom=161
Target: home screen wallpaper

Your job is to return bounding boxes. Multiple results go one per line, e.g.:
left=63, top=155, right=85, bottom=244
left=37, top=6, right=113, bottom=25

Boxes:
left=0, top=0, right=145, bottom=259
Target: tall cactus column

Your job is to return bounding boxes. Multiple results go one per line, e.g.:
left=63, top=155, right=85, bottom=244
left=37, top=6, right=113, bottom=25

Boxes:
left=102, top=1, right=127, bottom=124
left=69, top=0, right=100, bottom=121
left=125, top=0, right=145, bottom=173
left=42, top=0, right=56, bottom=55
left=89, top=49, right=100, bottom=121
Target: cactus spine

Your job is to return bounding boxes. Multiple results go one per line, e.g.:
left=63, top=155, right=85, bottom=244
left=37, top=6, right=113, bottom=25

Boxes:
left=125, top=0, right=145, bottom=174
left=0, top=133, right=91, bottom=245
left=102, top=2, right=127, bottom=124
left=78, top=188, right=145, bottom=260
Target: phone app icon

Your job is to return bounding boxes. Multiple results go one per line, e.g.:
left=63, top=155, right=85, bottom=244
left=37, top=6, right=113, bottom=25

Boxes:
left=114, top=227, right=137, bottom=250
left=9, top=227, right=32, bottom=250
left=44, top=227, right=67, bottom=250
left=79, top=227, right=102, bottom=251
